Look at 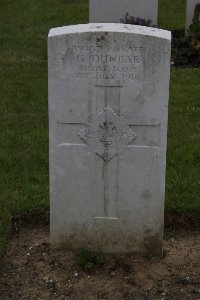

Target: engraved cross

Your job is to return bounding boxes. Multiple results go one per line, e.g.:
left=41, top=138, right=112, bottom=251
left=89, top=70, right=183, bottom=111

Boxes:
left=58, top=85, right=160, bottom=220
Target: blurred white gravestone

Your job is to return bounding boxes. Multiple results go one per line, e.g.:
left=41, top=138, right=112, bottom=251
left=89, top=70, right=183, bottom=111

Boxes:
left=48, top=23, right=171, bottom=255
left=89, top=0, right=158, bottom=25
left=186, top=0, right=200, bottom=34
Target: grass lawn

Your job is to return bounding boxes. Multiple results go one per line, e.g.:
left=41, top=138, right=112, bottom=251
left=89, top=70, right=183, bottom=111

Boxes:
left=158, top=0, right=186, bottom=30
left=0, top=0, right=199, bottom=256
left=166, top=68, right=200, bottom=212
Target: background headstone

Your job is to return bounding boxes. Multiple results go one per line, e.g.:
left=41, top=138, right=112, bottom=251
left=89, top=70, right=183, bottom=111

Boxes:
left=89, top=0, right=158, bottom=25
left=48, top=23, right=171, bottom=255
left=186, top=0, right=200, bottom=34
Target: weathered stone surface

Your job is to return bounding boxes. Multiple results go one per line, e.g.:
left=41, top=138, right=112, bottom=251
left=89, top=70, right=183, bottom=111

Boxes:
left=48, top=23, right=171, bottom=255
left=89, top=0, right=158, bottom=25
left=185, top=0, right=200, bottom=34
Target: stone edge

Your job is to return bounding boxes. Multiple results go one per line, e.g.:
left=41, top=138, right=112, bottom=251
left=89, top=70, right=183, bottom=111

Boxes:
left=48, top=23, right=171, bottom=41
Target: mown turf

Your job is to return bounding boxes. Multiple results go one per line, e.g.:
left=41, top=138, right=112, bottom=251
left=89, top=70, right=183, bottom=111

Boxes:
left=0, top=0, right=199, bottom=256
left=158, top=0, right=186, bottom=30
left=166, top=68, right=200, bottom=213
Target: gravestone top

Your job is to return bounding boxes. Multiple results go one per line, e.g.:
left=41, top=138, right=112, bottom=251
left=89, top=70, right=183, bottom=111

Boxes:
left=89, top=0, right=158, bottom=25
left=49, top=23, right=171, bottom=40
left=49, top=23, right=171, bottom=255
left=185, top=0, right=200, bottom=34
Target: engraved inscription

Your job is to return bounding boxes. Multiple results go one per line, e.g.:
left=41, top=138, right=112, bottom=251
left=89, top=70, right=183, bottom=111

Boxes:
left=78, top=106, right=137, bottom=162
left=67, top=42, right=143, bottom=82
left=71, top=45, right=144, bottom=53
left=76, top=54, right=140, bottom=64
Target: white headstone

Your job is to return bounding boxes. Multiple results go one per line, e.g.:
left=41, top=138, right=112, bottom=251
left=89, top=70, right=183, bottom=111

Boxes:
left=186, top=0, right=200, bottom=34
left=48, top=23, right=171, bottom=255
left=89, top=0, right=158, bottom=26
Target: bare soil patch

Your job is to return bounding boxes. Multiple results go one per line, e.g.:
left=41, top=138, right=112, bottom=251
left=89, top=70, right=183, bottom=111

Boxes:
left=0, top=213, right=200, bottom=300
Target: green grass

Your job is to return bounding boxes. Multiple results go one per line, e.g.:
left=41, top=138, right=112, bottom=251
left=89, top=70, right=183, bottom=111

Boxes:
left=166, top=68, right=200, bottom=212
left=158, top=0, right=186, bottom=31
left=0, top=0, right=199, bottom=256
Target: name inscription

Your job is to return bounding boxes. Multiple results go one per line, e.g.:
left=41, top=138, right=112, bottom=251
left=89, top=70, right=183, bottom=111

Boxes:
left=69, top=44, right=144, bottom=82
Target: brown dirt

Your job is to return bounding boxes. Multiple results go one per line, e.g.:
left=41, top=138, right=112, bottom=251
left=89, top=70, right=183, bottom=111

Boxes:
left=0, top=213, right=200, bottom=300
